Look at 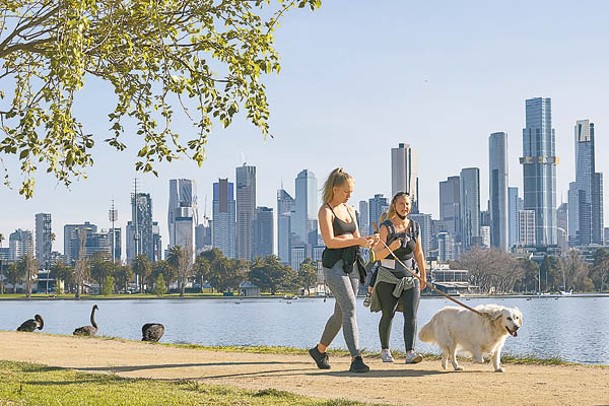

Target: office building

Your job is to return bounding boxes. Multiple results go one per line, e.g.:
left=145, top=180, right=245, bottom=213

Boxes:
left=391, top=143, right=419, bottom=213
left=520, top=97, right=557, bottom=246
left=460, top=167, right=480, bottom=250
left=236, top=164, right=256, bottom=260
left=212, top=178, right=236, bottom=258
left=489, top=132, right=509, bottom=251
left=35, top=213, right=52, bottom=268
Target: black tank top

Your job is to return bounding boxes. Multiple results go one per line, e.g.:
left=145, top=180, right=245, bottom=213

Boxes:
left=328, top=204, right=356, bottom=236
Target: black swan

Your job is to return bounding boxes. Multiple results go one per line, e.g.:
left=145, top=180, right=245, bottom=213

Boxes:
left=17, top=314, right=44, bottom=332
left=142, top=323, right=165, bottom=342
left=73, top=304, right=99, bottom=336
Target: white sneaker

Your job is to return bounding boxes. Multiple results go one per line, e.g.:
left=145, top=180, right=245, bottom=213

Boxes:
left=381, top=349, right=394, bottom=363
left=405, top=351, right=423, bottom=364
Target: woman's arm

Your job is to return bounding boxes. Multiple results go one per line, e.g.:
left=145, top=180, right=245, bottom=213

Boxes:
left=372, top=224, right=401, bottom=261
left=318, top=205, right=369, bottom=249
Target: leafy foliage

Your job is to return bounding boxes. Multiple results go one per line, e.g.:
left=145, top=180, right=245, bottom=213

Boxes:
left=0, top=0, right=322, bottom=198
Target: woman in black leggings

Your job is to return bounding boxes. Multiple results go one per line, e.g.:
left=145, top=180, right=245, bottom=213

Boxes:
left=368, top=192, right=427, bottom=364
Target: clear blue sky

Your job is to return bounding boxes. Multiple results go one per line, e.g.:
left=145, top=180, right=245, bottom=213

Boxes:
left=2, top=0, right=609, bottom=253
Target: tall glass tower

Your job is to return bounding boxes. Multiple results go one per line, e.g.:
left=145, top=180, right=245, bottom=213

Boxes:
left=489, top=132, right=509, bottom=251
left=294, top=169, right=317, bottom=246
left=460, top=167, right=480, bottom=250
left=568, top=120, right=604, bottom=246
left=236, top=164, right=256, bottom=260
left=168, top=179, right=197, bottom=254
left=520, top=97, right=557, bottom=246
left=277, top=188, right=295, bottom=264
left=391, top=143, right=419, bottom=213
left=213, top=178, right=236, bottom=258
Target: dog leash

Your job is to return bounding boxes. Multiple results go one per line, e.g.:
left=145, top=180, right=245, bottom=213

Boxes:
left=372, top=222, right=484, bottom=317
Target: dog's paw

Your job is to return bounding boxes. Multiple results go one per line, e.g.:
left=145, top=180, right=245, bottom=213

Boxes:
left=454, top=365, right=464, bottom=371
left=494, top=367, right=505, bottom=373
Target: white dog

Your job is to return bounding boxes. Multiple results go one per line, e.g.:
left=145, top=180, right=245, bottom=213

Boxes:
left=418, top=304, right=522, bottom=372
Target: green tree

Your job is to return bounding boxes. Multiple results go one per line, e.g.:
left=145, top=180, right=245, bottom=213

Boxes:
left=193, top=255, right=212, bottom=293
left=591, top=248, right=609, bottom=292
left=51, top=260, right=73, bottom=294
left=0, top=0, right=321, bottom=198
left=18, top=254, right=38, bottom=298
left=151, top=260, right=177, bottom=291
left=5, top=262, right=24, bottom=294
left=249, top=255, right=294, bottom=295
left=113, top=264, right=134, bottom=294
left=153, top=274, right=167, bottom=296
left=132, top=254, right=152, bottom=293
left=88, top=253, right=113, bottom=293
left=514, top=257, right=540, bottom=293
left=101, top=275, right=114, bottom=296
left=298, top=259, right=318, bottom=295
left=167, top=245, right=193, bottom=297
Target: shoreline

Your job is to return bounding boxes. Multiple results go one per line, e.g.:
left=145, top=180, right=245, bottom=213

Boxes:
left=1, top=291, right=608, bottom=301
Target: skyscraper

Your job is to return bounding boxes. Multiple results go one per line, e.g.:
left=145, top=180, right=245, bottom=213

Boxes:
left=489, top=132, right=509, bottom=251
left=253, top=206, right=274, bottom=258
left=127, top=192, right=155, bottom=262
left=568, top=120, right=604, bottom=246
left=35, top=213, right=52, bottom=268
left=460, top=167, right=480, bottom=250
left=391, top=143, right=419, bottom=213
left=294, top=169, right=317, bottom=246
left=358, top=200, right=369, bottom=235
left=368, top=194, right=388, bottom=230
left=277, top=188, right=295, bottom=264
left=508, top=187, right=521, bottom=248
left=439, top=176, right=461, bottom=242
left=236, top=164, right=256, bottom=260
left=168, top=179, right=197, bottom=254
left=8, top=229, right=33, bottom=261
left=213, top=178, right=236, bottom=258
left=520, top=97, right=557, bottom=246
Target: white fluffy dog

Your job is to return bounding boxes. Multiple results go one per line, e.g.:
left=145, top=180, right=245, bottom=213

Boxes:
left=419, top=304, right=522, bottom=372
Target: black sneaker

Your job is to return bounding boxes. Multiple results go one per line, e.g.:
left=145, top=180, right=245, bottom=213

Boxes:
left=309, top=346, right=331, bottom=369
left=349, top=355, right=370, bottom=373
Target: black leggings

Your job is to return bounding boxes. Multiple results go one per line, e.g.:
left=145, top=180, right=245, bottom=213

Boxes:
left=376, top=279, right=420, bottom=351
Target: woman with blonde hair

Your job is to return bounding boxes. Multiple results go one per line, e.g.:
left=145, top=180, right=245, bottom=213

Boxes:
left=368, top=191, right=427, bottom=364
left=308, top=167, right=377, bottom=373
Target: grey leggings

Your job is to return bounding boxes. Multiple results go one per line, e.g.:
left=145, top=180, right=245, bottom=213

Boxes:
left=319, top=260, right=361, bottom=357
left=376, top=279, right=420, bottom=351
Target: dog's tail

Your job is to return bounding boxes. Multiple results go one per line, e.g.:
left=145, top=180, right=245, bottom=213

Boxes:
left=418, top=318, right=435, bottom=343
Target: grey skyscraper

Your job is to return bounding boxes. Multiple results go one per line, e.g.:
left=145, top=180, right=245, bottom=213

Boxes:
left=127, top=192, right=155, bottom=262
left=568, top=120, right=604, bottom=246
left=8, top=229, right=33, bottom=261
left=168, top=179, right=197, bottom=254
left=294, top=169, right=317, bottom=245
left=35, top=213, right=52, bottom=268
left=391, top=143, right=419, bottom=213
left=508, top=187, right=522, bottom=248
left=460, top=167, right=480, bottom=250
left=439, top=176, right=461, bottom=243
left=213, top=178, right=236, bottom=258
left=358, top=200, right=369, bottom=235
left=489, top=132, right=509, bottom=251
left=520, top=97, right=557, bottom=246
left=368, top=194, right=388, bottom=230
left=277, top=188, right=295, bottom=264
left=253, top=206, right=274, bottom=258
left=236, top=164, right=256, bottom=260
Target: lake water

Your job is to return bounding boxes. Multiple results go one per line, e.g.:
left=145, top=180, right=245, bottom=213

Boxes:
left=2, top=295, right=608, bottom=365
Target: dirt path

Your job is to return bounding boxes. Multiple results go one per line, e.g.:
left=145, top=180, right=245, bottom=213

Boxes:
left=1, top=331, right=608, bottom=406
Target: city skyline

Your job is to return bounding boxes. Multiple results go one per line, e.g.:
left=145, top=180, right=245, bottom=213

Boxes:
left=3, top=1, right=609, bottom=251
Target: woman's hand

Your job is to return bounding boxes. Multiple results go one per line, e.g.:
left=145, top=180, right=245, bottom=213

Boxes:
left=419, top=278, right=427, bottom=291
left=389, top=238, right=402, bottom=251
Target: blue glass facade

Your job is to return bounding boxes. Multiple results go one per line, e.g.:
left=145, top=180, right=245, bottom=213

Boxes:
left=521, top=97, right=557, bottom=246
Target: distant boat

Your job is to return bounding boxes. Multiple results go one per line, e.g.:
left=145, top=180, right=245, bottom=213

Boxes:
left=559, top=289, right=573, bottom=295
